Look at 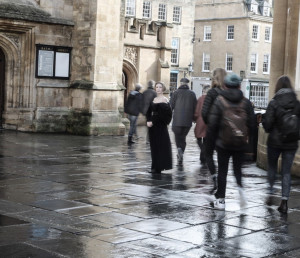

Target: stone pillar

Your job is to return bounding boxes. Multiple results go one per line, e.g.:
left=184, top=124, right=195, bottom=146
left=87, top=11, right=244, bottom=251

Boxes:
left=69, top=0, right=125, bottom=135
left=257, top=0, right=300, bottom=176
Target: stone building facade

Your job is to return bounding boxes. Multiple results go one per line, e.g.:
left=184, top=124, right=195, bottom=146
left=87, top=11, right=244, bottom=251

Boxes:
left=0, top=0, right=125, bottom=135
left=193, top=0, right=273, bottom=103
left=123, top=0, right=196, bottom=97
left=0, top=0, right=196, bottom=135
left=257, top=0, right=300, bottom=176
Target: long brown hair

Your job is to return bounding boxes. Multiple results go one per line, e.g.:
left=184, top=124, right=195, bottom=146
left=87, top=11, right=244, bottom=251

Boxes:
left=275, top=75, right=293, bottom=93
left=211, top=68, right=227, bottom=89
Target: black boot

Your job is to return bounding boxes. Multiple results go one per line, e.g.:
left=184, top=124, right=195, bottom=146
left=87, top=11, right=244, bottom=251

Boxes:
left=127, top=136, right=135, bottom=145
left=278, top=200, right=288, bottom=214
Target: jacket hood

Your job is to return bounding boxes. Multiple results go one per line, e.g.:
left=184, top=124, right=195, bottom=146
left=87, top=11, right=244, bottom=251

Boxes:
left=274, top=88, right=297, bottom=109
left=220, top=88, right=244, bottom=103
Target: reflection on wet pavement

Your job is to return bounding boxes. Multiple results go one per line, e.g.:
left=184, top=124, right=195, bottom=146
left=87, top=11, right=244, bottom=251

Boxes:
left=0, top=128, right=300, bottom=257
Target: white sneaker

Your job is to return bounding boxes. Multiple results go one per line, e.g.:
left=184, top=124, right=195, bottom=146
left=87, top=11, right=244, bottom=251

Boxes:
left=213, top=198, right=225, bottom=210
left=238, top=187, right=247, bottom=208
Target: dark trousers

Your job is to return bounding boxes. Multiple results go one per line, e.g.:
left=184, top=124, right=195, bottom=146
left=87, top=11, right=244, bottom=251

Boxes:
left=197, top=137, right=206, bottom=163
left=215, top=147, right=244, bottom=199
left=172, top=126, right=191, bottom=152
left=267, top=146, right=296, bottom=200
left=128, top=115, right=138, bottom=137
left=205, top=135, right=216, bottom=175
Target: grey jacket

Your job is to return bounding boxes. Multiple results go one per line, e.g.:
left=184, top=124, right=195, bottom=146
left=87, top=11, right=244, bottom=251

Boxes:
left=171, top=85, right=197, bottom=127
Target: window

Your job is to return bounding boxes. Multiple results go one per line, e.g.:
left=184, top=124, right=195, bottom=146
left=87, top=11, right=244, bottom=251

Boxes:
left=171, top=38, right=180, bottom=65
left=204, top=26, right=212, bottom=41
left=265, top=27, right=271, bottom=42
left=202, top=53, right=210, bottom=72
left=252, top=25, right=259, bottom=40
left=250, top=83, right=269, bottom=109
left=158, top=4, right=167, bottom=21
left=263, top=54, right=270, bottom=73
left=250, top=53, right=258, bottom=73
left=36, top=44, right=71, bottom=79
left=227, top=25, right=234, bottom=40
left=226, top=53, right=233, bottom=72
left=143, top=1, right=151, bottom=19
left=170, top=72, right=178, bottom=92
left=173, top=6, right=181, bottom=23
left=126, top=0, right=135, bottom=16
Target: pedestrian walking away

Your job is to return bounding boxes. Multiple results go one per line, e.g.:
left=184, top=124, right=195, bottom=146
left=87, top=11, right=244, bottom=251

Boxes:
left=146, top=81, right=173, bottom=174
left=194, top=85, right=210, bottom=165
left=124, top=83, right=143, bottom=145
left=201, top=68, right=227, bottom=191
left=207, top=73, right=255, bottom=210
left=142, top=80, right=157, bottom=144
left=262, top=75, right=300, bottom=214
left=171, top=77, right=197, bottom=167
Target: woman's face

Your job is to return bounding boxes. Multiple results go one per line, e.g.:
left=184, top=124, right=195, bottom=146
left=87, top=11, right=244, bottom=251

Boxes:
left=156, top=84, right=163, bottom=94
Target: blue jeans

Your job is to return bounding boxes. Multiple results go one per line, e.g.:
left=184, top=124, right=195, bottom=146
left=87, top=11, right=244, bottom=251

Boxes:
left=267, top=146, right=297, bottom=200
left=128, top=115, right=138, bottom=137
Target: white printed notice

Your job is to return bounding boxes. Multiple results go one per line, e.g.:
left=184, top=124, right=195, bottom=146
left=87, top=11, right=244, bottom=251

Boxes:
left=55, top=52, right=69, bottom=77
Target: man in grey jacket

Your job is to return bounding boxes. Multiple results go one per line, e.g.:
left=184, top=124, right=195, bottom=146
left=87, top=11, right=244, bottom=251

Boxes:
left=171, top=78, right=197, bottom=166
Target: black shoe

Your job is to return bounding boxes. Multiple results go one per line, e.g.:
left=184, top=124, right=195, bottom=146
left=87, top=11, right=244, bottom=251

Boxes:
left=148, top=169, right=161, bottom=174
left=127, top=136, right=135, bottom=145
left=278, top=200, right=288, bottom=214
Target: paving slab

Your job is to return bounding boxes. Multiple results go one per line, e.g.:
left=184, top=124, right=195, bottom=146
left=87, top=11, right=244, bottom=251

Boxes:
left=0, top=128, right=300, bottom=257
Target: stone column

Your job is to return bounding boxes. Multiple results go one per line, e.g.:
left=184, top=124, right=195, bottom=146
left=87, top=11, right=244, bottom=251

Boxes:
left=69, top=0, right=125, bottom=135
left=257, top=0, right=300, bottom=176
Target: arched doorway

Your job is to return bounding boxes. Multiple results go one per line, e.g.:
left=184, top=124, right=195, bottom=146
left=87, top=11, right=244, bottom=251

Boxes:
left=122, top=59, right=138, bottom=110
left=0, top=48, right=5, bottom=128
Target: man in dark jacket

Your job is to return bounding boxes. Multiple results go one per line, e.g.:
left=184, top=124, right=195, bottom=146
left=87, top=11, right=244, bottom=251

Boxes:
left=142, top=80, right=157, bottom=115
left=171, top=77, right=197, bottom=166
left=125, top=84, right=143, bottom=145
left=207, top=73, right=255, bottom=210
left=142, top=80, right=157, bottom=144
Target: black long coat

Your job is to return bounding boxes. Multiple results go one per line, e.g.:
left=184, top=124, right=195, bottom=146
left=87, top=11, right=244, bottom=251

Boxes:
left=170, top=85, right=197, bottom=127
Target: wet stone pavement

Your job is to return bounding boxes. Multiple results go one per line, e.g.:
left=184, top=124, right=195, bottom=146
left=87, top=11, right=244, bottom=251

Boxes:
left=0, top=127, right=300, bottom=258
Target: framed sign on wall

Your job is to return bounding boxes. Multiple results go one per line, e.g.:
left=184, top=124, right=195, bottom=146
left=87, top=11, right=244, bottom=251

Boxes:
left=36, top=44, right=72, bottom=80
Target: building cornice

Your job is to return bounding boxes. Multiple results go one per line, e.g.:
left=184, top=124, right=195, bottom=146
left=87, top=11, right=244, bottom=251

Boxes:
left=195, top=15, right=272, bottom=23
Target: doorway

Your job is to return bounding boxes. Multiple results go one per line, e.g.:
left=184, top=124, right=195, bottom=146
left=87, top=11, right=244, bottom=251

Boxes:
left=0, top=48, right=5, bottom=127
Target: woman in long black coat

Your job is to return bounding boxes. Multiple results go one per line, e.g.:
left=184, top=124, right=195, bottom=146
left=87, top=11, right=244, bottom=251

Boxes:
left=146, top=82, right=173, bottom=173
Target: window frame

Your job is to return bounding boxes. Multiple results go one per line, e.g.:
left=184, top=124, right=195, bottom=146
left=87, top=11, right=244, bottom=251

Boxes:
left=171, top=38, right=180, bottom=65
left=252, top=24, right=259, bottom=41
left=126, top=0, right=136, bottom=17
left=35, top=44, right=72, bottom=80
left=225, top=53, right=233, bottom=72
left=265, top=26, right=272, bottom=42
left=158, top=3, right=167, bottom=21
left=263, top=54, right=270, bottom=74
left=202, top=53, right=210, bottom=72
left=142, top=1, right=151, bottom=19
left=227, top=25, right=234, bottom=40
left=204, top=26, right=212, bottom=41
left=250, top=53, right=258, bottom=74
left=173, top=6, right=181, bottom=23
left=170, top=71, right=178, bottom=91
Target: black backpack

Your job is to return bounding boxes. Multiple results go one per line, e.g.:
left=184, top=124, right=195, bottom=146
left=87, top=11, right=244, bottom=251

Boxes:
left=277, top=104, right=300, bottom=143
left=219, top=96, right=248, bottom=147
